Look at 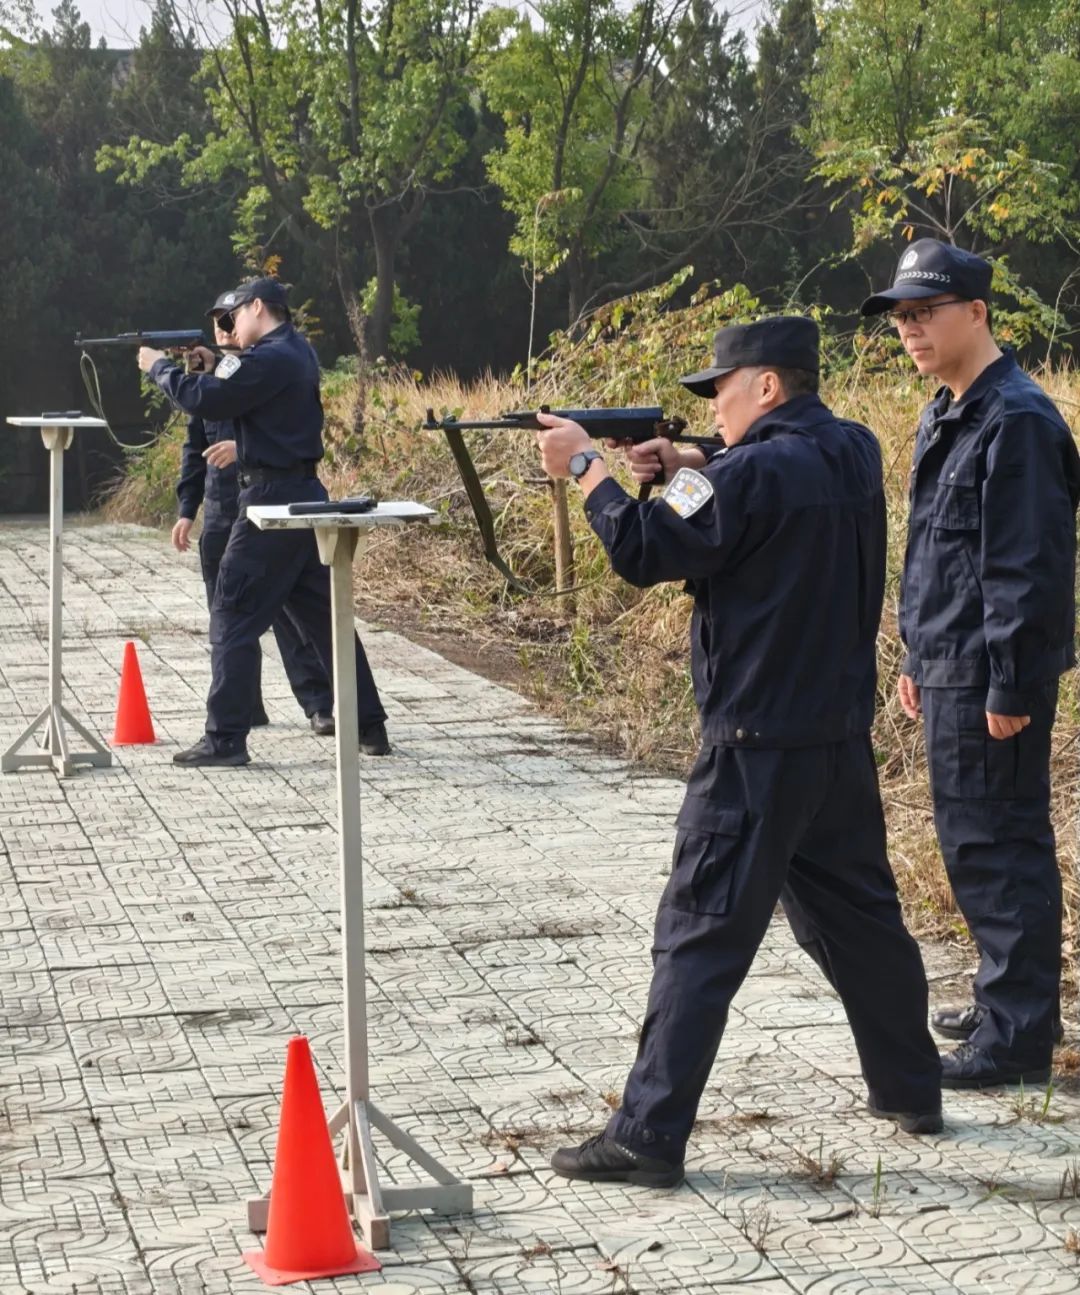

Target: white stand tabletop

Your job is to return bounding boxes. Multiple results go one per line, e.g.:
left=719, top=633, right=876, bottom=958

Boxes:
left=7, top=416, right=108, bottom=429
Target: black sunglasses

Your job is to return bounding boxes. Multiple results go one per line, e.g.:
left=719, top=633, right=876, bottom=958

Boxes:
left=214, top=300, right=252, bottom=334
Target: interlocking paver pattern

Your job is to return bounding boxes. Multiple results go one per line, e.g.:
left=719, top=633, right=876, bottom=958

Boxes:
left=1, top=519, right=1079, bottom=1294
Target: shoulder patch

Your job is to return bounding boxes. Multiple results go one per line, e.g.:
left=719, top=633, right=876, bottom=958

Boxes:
left=215, top=354, right=241, bottom=379
left=661, top=467, right=714, bottom=519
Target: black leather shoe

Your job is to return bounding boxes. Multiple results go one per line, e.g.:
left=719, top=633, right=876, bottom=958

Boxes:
left=932, top=1003, right=1064, bottom=1045
left=551, top=1134, right=683, bottom=1188
left=173, top=738, right=250, bottom=767
left=251, top=706, right=270, bottom=727
left=940, top=1042, right=1051, bottom=1089
left=931, top=1003, right=984, bottom=1041
left=359, top=722, right=390, bottom=756
left=867, top=1102, right=943, bottom=1135
left=311, top=712, right=335, bottom=737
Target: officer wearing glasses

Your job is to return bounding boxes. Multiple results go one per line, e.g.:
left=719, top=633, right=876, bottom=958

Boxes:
left=863, top=240, right=1080, bottom=1087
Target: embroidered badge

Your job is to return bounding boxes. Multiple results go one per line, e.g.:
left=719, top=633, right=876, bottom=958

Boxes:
left=215, top=354, right=241, bottom=379
left=661, top=467, right=714, bottom=519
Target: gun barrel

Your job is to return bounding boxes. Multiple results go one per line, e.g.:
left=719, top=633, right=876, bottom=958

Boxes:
left=424, top=410, right=526, bottom=432
left=74, top=329, right=207, bottom=348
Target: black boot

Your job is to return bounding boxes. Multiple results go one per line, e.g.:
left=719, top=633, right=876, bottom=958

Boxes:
left=550, top=1134, right=683, bottom=1188
left=173, top=737, right=250, bottom=768
left=940, top=1042, right=1051, bottom=1089
left=359, top=722, right=390, bottom=756
left=310, top=712, right=335, bottom=737
left=932, top=1003, right=1064, bottom=1045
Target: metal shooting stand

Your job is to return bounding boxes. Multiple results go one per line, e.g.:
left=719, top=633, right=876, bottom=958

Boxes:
left=2, top=416, right=112, bottom=776
left=243, top=501, right=472, bottom=1249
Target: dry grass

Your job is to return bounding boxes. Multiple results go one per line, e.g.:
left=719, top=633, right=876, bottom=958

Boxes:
left=100, top=342, right=1080, bottom=966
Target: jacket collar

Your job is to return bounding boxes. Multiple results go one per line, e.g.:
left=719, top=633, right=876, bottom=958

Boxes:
left=740, top=393, right=830, bottom=447
left=249, top=321, right=291, bottom=351
left=930, top=349, right=1017, bottom=423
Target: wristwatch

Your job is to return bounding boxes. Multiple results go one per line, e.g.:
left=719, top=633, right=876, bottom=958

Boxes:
left=569, top=449, right=604, bottom=480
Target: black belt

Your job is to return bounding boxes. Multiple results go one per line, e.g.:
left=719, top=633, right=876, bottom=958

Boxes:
left=238, top=463, right=318, bottom=487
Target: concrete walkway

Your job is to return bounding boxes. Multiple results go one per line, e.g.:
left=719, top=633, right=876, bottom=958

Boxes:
left=1, top=519, right=1079, bottom=1295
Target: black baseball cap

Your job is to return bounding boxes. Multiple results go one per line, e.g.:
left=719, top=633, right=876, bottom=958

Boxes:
left=861, top=239, right=992, bottom=316
left=206, top=277, right=291, bottom=318
left=679, top=317, right=820, bottom=399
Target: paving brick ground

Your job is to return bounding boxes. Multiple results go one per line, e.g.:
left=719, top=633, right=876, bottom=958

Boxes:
left=1, top=518, right=1079, bottom=1295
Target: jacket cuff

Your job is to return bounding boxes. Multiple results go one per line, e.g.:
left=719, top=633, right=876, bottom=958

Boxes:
left=901, top=651, right=918, bottom=679
left=985, top=686, right=1032, bottom=717
left=582, top=475, right=628, bottom=519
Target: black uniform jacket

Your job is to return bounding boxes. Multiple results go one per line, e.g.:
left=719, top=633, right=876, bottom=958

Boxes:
left=150, top=322, right=323, bottom=469
left=585, top=393, right=886, bottom=748
left=899, top=352, right=1080, bottom=715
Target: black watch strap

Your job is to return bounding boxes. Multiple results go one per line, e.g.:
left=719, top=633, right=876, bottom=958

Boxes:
left=569, top=449, right=604, bottom=480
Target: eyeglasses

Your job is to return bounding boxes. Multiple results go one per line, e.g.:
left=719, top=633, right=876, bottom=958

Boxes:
left=886, top=299, right=968, bottom=328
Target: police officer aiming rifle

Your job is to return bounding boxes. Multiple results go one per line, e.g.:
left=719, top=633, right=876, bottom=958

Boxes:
left=535, top=317, right=943, bottom=1189
left=137, top=277, right=389, bottom=767
left=172, top=301, right=337, bottom=736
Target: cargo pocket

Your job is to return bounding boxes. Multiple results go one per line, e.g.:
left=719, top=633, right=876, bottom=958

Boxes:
left=667, top=797, right=747, bottom=916
left=953, top=701, right=989, bottom=799
left=211, top=556, right=265, bottom=616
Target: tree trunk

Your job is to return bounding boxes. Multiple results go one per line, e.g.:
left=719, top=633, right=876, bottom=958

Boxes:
left=566, top=248, right=589, bottom=334
left=335, top=256, right=368, bottom=448
left=368, top=205, right=398, bottom=362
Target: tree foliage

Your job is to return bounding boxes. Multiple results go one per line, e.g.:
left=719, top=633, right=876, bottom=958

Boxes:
left=3, top=0, right=1080, bottom=475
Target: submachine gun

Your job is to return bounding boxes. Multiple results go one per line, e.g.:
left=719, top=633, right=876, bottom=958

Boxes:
left=73, top=330, right=233, bottom=439
left=423, top=404, right=723, bottom=587
left=74, top=329, right=212, bottom=352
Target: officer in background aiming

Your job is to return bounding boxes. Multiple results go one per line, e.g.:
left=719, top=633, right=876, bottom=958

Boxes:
left=535, top=317, right=942, bottom=1189
left=171, top=300, right=337, bottom=736
left=863, top=241, right=1080, bottom=1087
left=138, top=277, right=389, bottom=767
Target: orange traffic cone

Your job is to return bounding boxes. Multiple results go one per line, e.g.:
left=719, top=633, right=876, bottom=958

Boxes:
left=243, top=1036, right=380, bottom=1286
left=112, top=641, right=155, bottom=745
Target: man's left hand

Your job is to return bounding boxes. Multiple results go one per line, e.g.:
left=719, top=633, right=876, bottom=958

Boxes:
left=987, top=711, right=1031, bottom=740
left=535, top=411, right=592, bottom=479
left=204, top=440, right=238, bottom=469
left=137, top=346, right=166, bottom=373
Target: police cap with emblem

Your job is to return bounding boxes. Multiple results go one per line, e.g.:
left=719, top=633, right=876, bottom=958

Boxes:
left=861, top=239, right=992, bottom=316
left=206, top=277, right=291, bottom=319
left=679, top=316, right=820, bottom=399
